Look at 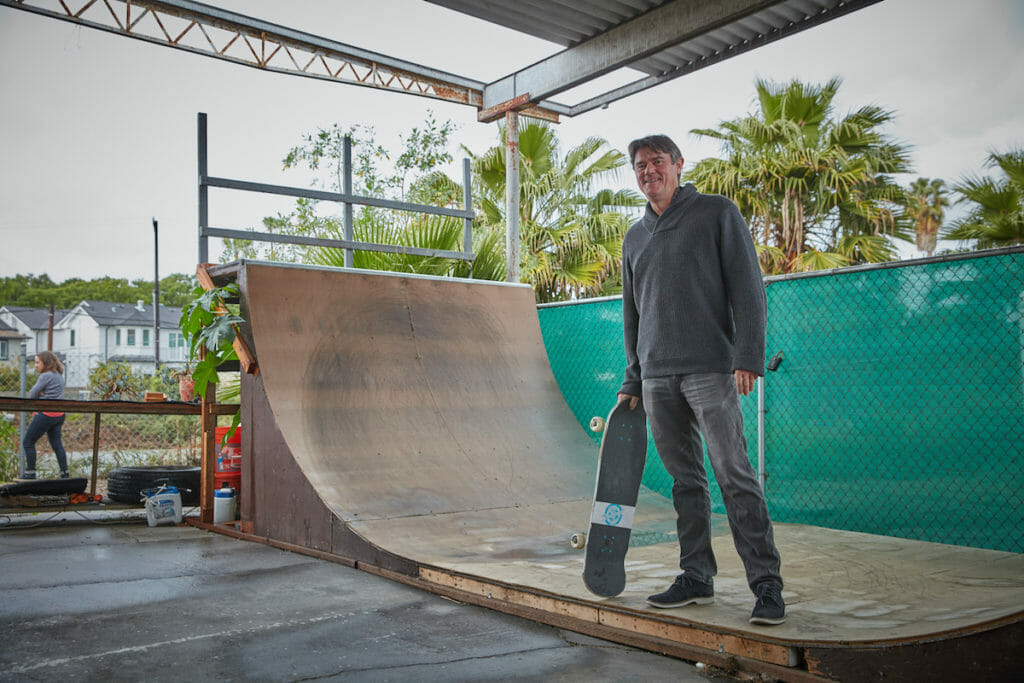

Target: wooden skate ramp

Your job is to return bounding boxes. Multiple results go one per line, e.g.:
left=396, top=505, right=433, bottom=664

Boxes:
left=242, top=261, right=595, bottom=522
left=229, top=261, right=1023, bottom=681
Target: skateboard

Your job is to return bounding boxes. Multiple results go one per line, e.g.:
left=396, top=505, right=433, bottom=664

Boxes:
left=581, top=400, right=648, bottom=597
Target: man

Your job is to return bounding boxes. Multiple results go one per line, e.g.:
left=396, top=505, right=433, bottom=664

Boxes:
left=618, top=134, right=785, bottom=625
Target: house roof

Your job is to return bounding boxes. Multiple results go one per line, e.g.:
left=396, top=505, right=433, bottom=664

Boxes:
left=0, top=318, right=29, bottom=340
left=2, top=306, right=70, bottom=330
left=69, top=301, right=183, bottom=330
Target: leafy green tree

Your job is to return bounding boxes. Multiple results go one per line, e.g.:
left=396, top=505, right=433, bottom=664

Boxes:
left=466, top=121, right=644, bottom=302
left=686, top=77, right=912, bottom=273
left=157, top=273, right=200, bottom=308
left=903, top=178, right=949, bottom=256
left=945, top=148, right=1024, bottom=248
left=0, top=273, right=196, bottom=308
left=0, top=274, right=57, bottom=306
left=243, top=110, right=488, bottom=277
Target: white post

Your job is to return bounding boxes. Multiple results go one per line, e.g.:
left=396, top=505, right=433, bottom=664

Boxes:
left=757, top=377, right=766, bottom=488
left=505, top=111, right=520, bottom=283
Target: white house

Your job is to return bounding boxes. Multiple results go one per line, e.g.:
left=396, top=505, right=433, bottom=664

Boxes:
left=0, top=318, right=29, bottom=368
left=0, top=306, right=69, bottom=360
left=56, top=300, right=187, bottom=388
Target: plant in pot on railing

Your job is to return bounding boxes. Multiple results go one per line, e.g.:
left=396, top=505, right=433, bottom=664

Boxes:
left=180, top=282, right=243, bottom=438
left=168, top=362, right=196, bottom=402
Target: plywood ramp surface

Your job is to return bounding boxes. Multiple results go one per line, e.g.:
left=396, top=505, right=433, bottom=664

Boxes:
left=239, top=262, right=1023, bottom=659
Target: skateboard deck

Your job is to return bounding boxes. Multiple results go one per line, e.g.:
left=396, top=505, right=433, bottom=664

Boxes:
left=582, top=400, right=647, bottom=597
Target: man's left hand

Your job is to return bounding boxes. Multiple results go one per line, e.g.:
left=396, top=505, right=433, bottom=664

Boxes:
left=734, top=369, right=758, bottom=396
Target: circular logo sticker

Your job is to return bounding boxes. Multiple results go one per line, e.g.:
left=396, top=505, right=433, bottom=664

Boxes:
left=603, top=503, right=623, bottom=526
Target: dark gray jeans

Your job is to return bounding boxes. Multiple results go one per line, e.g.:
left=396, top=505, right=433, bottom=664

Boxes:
left=642, top=373, right=782, bottom=592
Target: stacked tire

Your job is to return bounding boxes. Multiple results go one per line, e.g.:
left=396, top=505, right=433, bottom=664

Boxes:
left=105, top=466, right=201, bottom=505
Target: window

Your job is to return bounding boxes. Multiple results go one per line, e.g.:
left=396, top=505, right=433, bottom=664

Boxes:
left=143, top=329, right=150, bottom=346
left=127, top=329, right=136, bottom=346
left=70, top=330, right=76, bottom=347
left=116, top=329, right=121, bottom=345
left=169, top=332, right=186, bottom=348
left=0, top=340, right=7, bottom=360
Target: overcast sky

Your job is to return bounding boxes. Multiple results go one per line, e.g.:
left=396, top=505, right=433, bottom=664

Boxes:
left=1, top=0, right=1022, bottom=282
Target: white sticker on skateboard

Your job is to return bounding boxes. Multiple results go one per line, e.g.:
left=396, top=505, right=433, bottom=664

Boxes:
left=591, top=501, right=635, bottom=529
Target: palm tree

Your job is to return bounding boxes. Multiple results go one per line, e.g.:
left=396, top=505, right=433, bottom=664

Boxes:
left=945, top=149, right=1024, bottom=248
left=903, top=178, right=949, bottom=256
left=686, top=77, right=912, bottom=274
left=468, top=121, right=645, bottom=302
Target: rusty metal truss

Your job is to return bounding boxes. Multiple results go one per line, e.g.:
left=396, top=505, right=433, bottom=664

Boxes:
left=2, top=0, right=563, bottom=122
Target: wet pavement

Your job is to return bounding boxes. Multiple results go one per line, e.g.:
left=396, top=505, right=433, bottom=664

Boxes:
left=0, top=520, right=713, bottom=681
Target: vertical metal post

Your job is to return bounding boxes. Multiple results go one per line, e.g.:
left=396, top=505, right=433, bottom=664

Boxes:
left=153, top=217, right=160, bottom=370
left=90, top=414, right=101, bottom=497
left=757, top=378, right=766, bottom=488
left=504, top=111, right=520, bottom=283
left=18, top=342, right=27, bottom=477
left=463, top=157, right=473, bottom=274
left=343, top=135, right=354, bottom=268
left=198, top=112, right=209, bottom=264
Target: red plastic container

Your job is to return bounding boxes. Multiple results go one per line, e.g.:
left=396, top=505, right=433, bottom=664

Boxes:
left=214, top=426, right=242, bottom=474
left=213, top=426, right=242, bottom=498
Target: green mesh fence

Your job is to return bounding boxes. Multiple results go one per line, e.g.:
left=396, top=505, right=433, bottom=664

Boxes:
left=539, top=248, right=1024, bottom=553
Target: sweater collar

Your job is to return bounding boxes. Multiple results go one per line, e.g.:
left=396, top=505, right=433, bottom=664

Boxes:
left=641, top=183, right=698, bottom=232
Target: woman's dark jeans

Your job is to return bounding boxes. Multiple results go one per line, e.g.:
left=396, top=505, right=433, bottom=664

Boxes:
left=22, top=413, right=68, bottom=476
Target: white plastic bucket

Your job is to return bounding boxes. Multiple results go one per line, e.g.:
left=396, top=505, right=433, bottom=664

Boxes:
left=143, top=486, right=183, bottom=527
left=213, top=487, right=236, bottom=524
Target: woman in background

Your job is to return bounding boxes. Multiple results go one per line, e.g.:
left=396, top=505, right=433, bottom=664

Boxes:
left=20, top=350, right=69, bottom=480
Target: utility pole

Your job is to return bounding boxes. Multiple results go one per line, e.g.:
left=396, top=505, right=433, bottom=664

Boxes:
left=153, top=217, right=160, bottom=370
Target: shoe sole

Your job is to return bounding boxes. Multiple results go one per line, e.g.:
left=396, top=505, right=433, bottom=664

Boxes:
left=646, top=596, right=714, bottom=609
left=749, top=615, right=786, bottom=625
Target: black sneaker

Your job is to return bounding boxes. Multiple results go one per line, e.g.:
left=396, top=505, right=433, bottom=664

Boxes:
left=647, top=573, right=714, bottom=608
left=15, top=471, right=36, bottom=481
left=750, top=582, right=786, bottom=625
left=59, top=471, right=70, bottom=479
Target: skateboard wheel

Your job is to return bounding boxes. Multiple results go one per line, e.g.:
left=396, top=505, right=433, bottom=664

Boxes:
left=570, top=532, right=586, bottom=549
left=589, top=416, right=605, bottom=433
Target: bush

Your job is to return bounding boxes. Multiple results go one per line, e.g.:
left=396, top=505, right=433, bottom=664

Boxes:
left=89, top=361, right=146, bottom=400
left=0, top=414, right=19, bottom=480
left=0, top=364, right=38, bottom=396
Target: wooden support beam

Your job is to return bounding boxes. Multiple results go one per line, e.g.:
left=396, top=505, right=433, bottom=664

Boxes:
left=195, top=263, right=259, bottom=375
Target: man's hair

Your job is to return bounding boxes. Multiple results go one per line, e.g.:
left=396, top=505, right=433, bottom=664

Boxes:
left=628, top=134, right=683, bottom=166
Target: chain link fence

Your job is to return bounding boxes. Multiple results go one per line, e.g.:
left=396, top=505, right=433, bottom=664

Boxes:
left=0, top=359, right=201, bottom=484
left=539, top=247, right=1024, bottom=553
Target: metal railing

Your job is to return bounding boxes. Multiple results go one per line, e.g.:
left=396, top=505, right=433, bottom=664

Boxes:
left=196, top=113, right=475, bottom=268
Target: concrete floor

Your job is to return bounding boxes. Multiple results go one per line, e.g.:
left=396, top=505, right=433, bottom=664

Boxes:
left=0, top=519, right=714, bottom=682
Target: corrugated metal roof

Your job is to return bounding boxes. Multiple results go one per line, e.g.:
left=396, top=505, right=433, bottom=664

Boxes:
left=427, top=0, right=881, bottom=115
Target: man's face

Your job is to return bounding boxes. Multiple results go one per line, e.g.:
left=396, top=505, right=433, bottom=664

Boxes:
left=633, top=147, right=683, bottom=206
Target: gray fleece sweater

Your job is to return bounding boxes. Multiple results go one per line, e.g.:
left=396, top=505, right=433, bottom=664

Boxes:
left=620, top=183, right=766, bottom=396
left=29, top=370, right=65, bottom=400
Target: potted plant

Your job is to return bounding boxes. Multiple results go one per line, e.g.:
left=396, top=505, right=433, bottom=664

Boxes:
left=180, top=282, right=244, bottom=438
left=169, top=363, right=195, bottom=402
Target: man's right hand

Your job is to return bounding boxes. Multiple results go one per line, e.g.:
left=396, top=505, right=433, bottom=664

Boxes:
left=617, top=393, right=640, bottom=410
